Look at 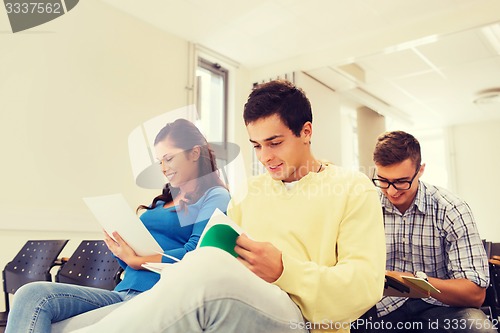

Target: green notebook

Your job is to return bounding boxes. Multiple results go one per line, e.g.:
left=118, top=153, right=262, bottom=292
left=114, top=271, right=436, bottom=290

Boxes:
left=197, top=209, right=245, bottom=258
left=199, top=224, right=240, bottom=257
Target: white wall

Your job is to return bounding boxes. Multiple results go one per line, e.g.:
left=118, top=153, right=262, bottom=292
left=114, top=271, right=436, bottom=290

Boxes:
left=357, top=106, right=385, bottom=176
left=0, top=1, right=254, bottom=312
left=226, top=63, right=253, bottom=179
left=0, top=1, right=191, bottom=233
left=412, top=128, right=449, bottom=190
left=295, top=73, right=342, bottom=164
left=0, top=1, right=231, bottom=311
left=447, top=120, right=500, bottom=242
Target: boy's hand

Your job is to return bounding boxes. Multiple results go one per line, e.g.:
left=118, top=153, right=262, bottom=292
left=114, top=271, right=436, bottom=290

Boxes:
left=235, top=234, right=283, bottom=283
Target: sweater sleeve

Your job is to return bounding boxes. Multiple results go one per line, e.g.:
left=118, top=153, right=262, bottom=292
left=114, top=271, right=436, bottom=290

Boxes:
left=273, top=181, right=386, bottom=324
left=161, top=187, right=231, bottom=263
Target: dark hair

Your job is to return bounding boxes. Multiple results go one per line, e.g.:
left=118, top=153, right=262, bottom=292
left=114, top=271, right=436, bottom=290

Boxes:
left=243, top=80, right=312, bottom=136
left=373, top=130, right=421, bottom=167
left=137, top=118, right=226, bottom=212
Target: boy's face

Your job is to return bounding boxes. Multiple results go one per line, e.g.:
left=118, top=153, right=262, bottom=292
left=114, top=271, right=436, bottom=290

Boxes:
left=246, top=114, right=311, bottom=182
left=374, top=158, right=424, bottom=213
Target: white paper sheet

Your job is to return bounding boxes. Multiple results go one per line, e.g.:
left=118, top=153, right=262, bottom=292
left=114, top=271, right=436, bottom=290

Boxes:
left=142, top=262, right=175, bottom=274
left=83, top=193, right=163, bottom=256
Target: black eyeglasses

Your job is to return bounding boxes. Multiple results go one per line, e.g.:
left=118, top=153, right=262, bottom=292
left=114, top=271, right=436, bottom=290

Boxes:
left=372, top=165, right=421, bottom=190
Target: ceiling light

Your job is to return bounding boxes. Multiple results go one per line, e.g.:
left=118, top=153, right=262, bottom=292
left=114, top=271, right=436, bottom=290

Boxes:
left=473, top=89, right=500, bottom=105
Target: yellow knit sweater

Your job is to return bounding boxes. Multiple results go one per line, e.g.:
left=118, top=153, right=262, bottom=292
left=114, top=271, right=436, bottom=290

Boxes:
left=228, top=164, right=386, bottom=333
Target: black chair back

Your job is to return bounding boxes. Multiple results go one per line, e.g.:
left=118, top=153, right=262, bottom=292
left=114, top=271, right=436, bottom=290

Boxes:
left=55, top=240, right=121, bottom=291
left=482, top=240, right=500, bottom=321
left=1, top=239, right=68, bottom=324
left=485, top=261, right=500, bottom=320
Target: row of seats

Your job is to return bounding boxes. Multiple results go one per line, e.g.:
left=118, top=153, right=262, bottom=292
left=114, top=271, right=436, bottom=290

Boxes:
left=0, top=240, right=122, bottom=328
left=3, top=240, right=500, bottom=330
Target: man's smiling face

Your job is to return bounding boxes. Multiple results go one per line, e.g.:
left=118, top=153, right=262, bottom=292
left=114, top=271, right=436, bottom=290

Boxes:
left=246, top=114, right=311, bottom=182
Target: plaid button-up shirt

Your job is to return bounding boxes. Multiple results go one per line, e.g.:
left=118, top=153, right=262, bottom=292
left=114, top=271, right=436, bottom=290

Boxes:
left=376, top=181, right=489, bottom=317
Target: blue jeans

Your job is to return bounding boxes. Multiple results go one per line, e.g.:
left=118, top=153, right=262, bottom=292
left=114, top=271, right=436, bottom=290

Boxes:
left=357, top=298, right=498, bottom=333
left=71, top=247, right=308, bottom=333
left=5, top=281, right=140, bottom=333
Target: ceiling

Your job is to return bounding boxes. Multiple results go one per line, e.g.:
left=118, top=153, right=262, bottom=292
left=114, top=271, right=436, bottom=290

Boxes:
left=101, top=0, right=500, bottom=128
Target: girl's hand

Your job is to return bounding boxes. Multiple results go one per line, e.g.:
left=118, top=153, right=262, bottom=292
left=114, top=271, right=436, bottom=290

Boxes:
left=103, top=230, right=142, bottom=270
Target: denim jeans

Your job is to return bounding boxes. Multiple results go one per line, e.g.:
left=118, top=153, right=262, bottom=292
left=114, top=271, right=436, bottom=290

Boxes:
left=5, top=281, right=140, bottom=333
left=358, top=298, right=497, bottom=333
left=71, top=247, right=308, bottom=333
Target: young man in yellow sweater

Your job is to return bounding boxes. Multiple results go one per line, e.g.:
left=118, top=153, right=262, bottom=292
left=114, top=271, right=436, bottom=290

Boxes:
left=72, top=80, right=386, bottom=333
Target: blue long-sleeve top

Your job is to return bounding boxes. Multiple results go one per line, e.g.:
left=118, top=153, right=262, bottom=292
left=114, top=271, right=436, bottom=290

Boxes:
left=114, top=186, right=230, bottom=292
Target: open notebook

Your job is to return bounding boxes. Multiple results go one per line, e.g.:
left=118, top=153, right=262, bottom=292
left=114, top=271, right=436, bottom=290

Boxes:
left=143, top=209, right=245, bottom=274
left=196, top=208, right=245, bottom=257
left=384, top=271, right=441, bottom=298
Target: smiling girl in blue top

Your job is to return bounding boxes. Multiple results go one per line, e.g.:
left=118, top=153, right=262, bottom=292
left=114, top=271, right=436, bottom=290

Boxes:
left=6, top=119, right=231, bottom=333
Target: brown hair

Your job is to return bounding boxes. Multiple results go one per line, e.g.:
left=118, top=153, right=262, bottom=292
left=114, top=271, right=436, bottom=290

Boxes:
left=243, top=80, right=312, bottom=136
left=137, top=119, right=226, bottom=212
left=373, top=130, right=421, bottom=167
